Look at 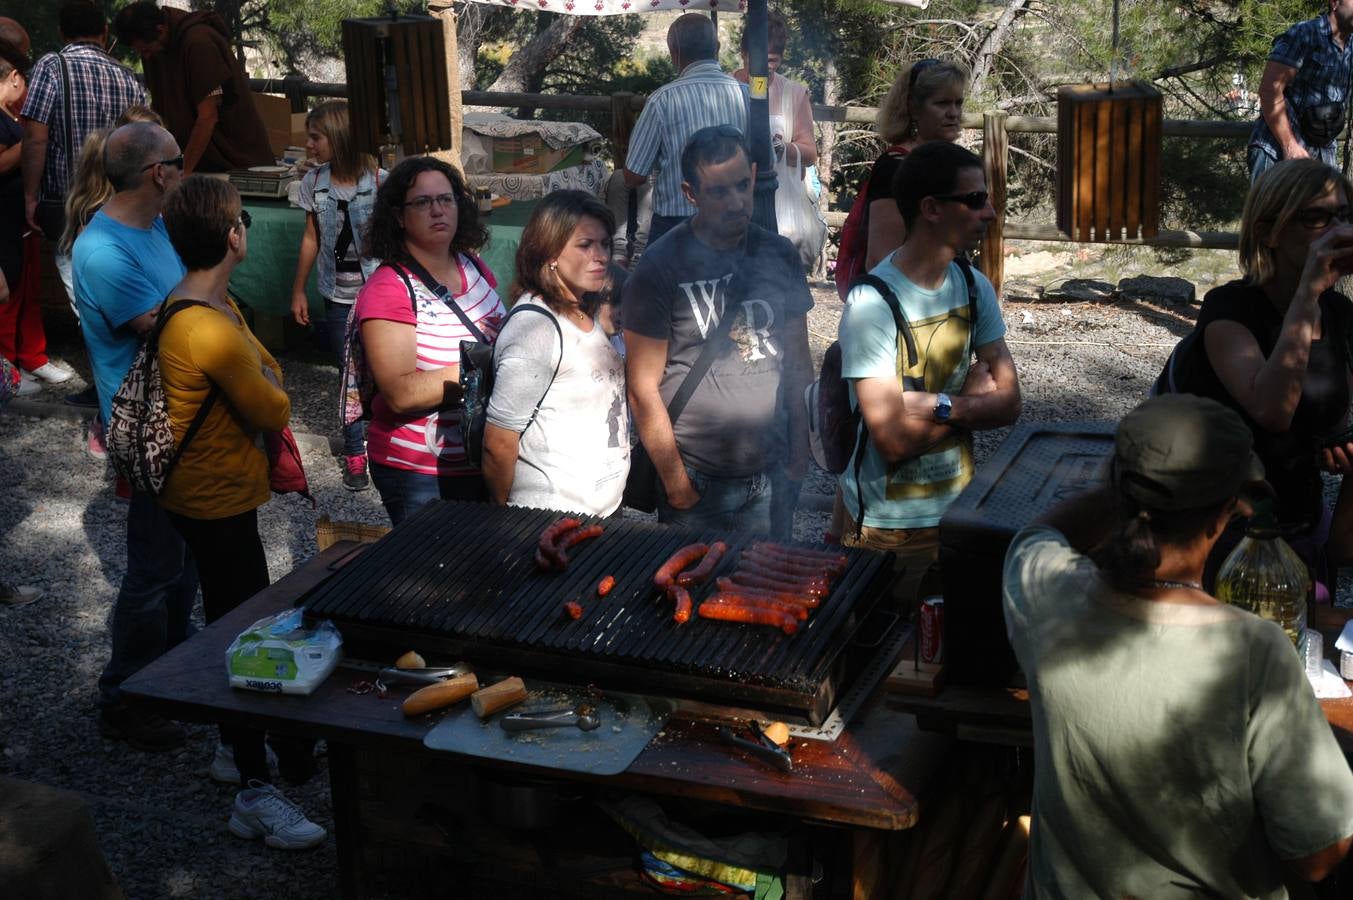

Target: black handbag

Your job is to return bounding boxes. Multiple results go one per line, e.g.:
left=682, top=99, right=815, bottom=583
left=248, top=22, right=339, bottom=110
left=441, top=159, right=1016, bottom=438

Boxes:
left=622, top=230, right=759, bottom=512
left=1299, top=101, right=1346, bottom=148
left=36, top=50, right=74, bottom=242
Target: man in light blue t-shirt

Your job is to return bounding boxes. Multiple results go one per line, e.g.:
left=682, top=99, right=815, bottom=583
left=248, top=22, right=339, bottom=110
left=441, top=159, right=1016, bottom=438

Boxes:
left=72, top=122, right=193, bottom=752
left=837, top=141, right=1021, bottom=611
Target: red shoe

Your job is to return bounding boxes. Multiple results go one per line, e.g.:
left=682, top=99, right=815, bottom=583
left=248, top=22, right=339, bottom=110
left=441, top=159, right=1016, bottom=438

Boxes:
left=342, top=455, right=369, bottom=492
left=87, top=417, right=108, bottom=460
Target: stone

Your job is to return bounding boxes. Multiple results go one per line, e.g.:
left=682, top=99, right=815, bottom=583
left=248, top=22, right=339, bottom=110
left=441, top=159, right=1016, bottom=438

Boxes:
left=1042, top=278, right=1115, bottom=302
left=1117, top=275, right=1195, bottom=306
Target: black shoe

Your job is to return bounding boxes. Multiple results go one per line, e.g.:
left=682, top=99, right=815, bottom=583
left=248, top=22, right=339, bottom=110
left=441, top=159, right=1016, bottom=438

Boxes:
left=98, top=702, right=186, bottom=752
left=65, top=385, right=98, bottom=407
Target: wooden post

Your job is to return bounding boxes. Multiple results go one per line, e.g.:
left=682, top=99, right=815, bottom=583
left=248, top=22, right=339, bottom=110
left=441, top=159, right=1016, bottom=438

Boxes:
left=610, top=91, right=638, bottom=170
left=428, top=2, right=463, bottom=172
left=981, top=111, right=1009, bottom=297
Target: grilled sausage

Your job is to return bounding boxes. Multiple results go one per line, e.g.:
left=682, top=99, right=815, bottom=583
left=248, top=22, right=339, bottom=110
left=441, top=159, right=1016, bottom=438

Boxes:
left=670, top=585, right=693, bottom=624
left=676, top=541, right=728, bottom=587
left=534, top=548, right=556, bottom=572
left=654, top=543, right=709, bottom=591
left=595, top=575, right=616, bottom=597
left=562, top=600, right=584, bottom=620
left=538, top=517, right=583, bottom=569
left=750, top=542, right=849, bottom=575
left=729, top=567, right=829, bottom=596
left=714, top=577, right=820, bottom=609
left=704, top=590, right=808, bottom=621
left=554, top=524, right=604, bottom=566
left=697, top=599, right=798, bottom=635
left=742, top=548, right=839, bottom=581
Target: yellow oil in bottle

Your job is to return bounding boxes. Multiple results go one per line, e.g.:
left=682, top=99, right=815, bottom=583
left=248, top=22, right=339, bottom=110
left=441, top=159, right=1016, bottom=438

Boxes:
left=1214, top=511, right=1310, bottom=648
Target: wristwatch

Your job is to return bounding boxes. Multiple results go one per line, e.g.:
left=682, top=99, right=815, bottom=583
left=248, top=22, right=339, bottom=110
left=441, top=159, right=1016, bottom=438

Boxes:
left=933, top=392, right=953, bottom=423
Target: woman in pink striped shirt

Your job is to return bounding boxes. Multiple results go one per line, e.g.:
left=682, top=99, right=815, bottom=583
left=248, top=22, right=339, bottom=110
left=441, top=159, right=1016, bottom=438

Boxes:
left=354, top=157, right=505, bottom=524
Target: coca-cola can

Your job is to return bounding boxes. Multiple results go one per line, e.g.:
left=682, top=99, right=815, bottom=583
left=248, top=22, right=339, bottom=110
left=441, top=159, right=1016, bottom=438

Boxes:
left=919, top=596, right=944, bottom=664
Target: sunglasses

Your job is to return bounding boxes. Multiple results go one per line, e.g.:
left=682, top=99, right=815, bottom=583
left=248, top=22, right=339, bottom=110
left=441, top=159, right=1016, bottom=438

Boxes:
left=238, top=209, right=252, bottom=230
left=934, top=191, right=990, bottom=210
left=909, top=58, right=941, bottom=88
left=1294, top=205, right=1351, bottom=230
left=140, top=154, right=184, bottom=173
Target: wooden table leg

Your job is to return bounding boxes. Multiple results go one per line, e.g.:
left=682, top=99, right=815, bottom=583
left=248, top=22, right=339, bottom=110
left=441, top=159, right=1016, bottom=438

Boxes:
left=851, top=828, right=888, bottom=900
left=327, top=742, right=366, bottom=900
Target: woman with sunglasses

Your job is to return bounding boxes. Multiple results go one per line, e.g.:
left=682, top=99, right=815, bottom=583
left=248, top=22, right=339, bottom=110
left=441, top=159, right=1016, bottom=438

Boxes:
left=352, top=156, right=504, bottom=525
left=158, top=176, right=325, bottom=850
left=859, top=59, right=969, bottom=273
left=1162, top=159, right=1353, bottom=588
left=288, top=100, right=384, bottom=492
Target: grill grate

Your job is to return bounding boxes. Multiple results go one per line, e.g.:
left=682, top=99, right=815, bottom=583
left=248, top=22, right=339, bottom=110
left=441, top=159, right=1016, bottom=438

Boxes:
left=301, top=501, right=894, bottom=722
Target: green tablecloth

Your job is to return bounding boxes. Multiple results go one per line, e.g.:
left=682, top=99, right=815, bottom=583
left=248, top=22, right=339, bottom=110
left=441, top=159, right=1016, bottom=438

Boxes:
left=229, top=197, right=537, bottom=321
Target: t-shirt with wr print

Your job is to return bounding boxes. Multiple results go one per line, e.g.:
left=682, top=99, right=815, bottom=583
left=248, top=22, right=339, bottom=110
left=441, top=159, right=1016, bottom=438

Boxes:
left=623, top=222, right=813, bottom=477
left=354, top=256, right=504, bottom=476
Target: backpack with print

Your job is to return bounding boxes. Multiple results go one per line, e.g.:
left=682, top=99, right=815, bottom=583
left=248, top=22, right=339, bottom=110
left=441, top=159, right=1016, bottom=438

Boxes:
left=808, top=258, right=978, bottom=530
left=833, top=146, right=908, bottom=301
left=107, top=300, right=220, bottom=496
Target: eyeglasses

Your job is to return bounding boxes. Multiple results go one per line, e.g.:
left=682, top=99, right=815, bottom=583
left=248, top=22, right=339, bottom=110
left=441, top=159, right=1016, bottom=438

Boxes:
left=1294, top=205, right=1351, bottom=229
left=141, top=154, right=184, bottom=173
left=400, top=193, right=458, bottom=213
left=934, top=191, right=990, bottom=210
left=238, top=209, right=252, bottom=230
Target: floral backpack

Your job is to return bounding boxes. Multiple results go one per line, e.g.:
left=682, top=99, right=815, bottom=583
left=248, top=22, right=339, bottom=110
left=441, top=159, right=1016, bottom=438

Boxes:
left=107, top=300, right=219, bottom=495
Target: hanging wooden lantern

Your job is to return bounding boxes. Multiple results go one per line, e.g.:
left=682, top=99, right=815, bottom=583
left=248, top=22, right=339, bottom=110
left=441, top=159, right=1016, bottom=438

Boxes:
left=341, top=13, right=452, bottom=158
left=1056, top=81, right=1161, bottom=242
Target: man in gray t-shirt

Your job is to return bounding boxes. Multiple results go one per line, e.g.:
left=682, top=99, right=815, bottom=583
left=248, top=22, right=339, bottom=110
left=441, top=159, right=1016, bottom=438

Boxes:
left=624, top=126, right=813, bottom=534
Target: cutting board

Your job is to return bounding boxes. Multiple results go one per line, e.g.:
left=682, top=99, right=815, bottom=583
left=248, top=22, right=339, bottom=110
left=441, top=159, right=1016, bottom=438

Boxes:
left=424, top=680, right=674, bottom=776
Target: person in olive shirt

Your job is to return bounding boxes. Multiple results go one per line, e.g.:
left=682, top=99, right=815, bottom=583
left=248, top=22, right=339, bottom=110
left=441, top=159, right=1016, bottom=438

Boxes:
left=112, top=2, right=272, bottom=175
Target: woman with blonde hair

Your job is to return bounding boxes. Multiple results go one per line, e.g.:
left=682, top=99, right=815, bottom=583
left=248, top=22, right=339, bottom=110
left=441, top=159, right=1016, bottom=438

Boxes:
left=288, top=100, right=383, bottom=491
left=1160, top=158, right=1353, bottom=587
left=481, top=190, right=629, bottom=515
left=60, top=105, right=161, bottom=255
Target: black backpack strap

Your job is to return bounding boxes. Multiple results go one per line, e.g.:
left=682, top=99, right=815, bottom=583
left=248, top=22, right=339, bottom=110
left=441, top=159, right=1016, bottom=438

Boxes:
left=400, top=256, right=490, bottom=344
left=954, top=255, right=980, bottom=348
left=851, top=274, right=917, bottom=368
left=496, top=303, right=563, bottom=435
left=152, top=299, right=222, bottom=473
left=667, top=228, right=761, bottom=425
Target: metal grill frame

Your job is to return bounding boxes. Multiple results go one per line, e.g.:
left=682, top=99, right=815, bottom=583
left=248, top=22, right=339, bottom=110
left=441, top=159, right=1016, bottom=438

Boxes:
left=301, top=501, right=897, bottom=724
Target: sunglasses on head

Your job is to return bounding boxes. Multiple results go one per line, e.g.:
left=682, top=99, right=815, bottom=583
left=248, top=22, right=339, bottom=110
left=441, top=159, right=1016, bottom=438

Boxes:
left=140, top=154, right=184, bottom=173
left=909, top=58, right=941, bottom=88
left=934, top=190, right=990, bottom=210
left=238, top=209, right=252, bottom=229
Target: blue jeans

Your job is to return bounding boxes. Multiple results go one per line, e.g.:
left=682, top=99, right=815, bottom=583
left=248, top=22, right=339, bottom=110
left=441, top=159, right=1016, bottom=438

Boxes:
left=1248, top=142, right=1337, bottom=184
left=325, top=299, right=366, bottom=458
left=369, top=462, right=488, bottom=526
left=769, top=469, right=802, bottom=541
left=97, top=490, right=199, bottom=707
left=658, top=464, right=772, bottom=535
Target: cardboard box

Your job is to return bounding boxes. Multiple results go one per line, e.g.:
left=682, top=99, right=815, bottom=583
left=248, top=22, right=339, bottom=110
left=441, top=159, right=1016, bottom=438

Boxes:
left=253, top=92, right=308, bottom=160
left=490, top=134, right=587, bottom=175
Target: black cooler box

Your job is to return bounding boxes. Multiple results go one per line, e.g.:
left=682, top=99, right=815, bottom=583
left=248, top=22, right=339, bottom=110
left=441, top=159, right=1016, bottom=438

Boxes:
left=940, top=422, right=1115, bottom=686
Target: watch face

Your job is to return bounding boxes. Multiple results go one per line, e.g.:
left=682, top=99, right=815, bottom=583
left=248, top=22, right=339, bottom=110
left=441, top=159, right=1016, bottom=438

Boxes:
left=934, top=393, right=952, bottom=422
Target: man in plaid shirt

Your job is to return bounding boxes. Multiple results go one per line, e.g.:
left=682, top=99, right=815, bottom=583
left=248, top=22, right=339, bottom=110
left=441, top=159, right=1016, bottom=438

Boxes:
left=1248, top=0, right=1353, bottom=181
left=20, top=1, right=146, bottom=300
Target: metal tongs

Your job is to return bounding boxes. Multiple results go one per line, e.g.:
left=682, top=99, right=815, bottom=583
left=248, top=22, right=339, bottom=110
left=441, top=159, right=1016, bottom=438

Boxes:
left=500, top=703, right=601, bottom=732
left=717, top=721, right=793, bottom=773
left=375, top=663, right=473, bottom=690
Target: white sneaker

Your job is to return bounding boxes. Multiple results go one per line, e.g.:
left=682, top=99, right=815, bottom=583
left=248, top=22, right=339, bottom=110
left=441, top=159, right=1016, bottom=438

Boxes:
left=209, top=741, right=279, bottom=784
left=228, top=781, right=326, bottom=850
left=25, top=362, right=72, bottom=384
left=16, top=372, right=40, bottom=396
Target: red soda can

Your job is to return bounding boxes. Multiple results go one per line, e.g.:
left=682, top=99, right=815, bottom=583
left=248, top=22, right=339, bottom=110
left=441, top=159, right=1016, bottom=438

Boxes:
left=919, top=596, right=944, bottom=664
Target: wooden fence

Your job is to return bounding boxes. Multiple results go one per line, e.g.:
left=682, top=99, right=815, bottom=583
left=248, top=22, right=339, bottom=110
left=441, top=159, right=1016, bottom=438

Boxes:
left=253, top=77, right=1251, bottom=293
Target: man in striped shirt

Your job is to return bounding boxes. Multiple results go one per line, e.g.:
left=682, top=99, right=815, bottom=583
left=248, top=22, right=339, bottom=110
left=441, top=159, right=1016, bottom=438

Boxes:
left=624, top=13, right=751, bottom=246
left=21, top=1, right=146, bottom=301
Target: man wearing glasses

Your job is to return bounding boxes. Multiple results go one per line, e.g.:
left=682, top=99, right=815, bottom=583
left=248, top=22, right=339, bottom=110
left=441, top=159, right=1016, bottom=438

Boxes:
left=835, top=140, right=1021, bottom=614
left=71, top=122, right=196, bottom=753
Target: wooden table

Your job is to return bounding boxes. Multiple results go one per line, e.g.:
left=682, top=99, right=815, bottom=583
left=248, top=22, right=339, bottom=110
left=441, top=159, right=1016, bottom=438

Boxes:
left=122, top=542, right=952, bottom=899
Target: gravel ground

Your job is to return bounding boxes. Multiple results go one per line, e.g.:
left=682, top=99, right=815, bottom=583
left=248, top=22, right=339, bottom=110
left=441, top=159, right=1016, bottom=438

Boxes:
left=0, top=281, right=1254, bottom=898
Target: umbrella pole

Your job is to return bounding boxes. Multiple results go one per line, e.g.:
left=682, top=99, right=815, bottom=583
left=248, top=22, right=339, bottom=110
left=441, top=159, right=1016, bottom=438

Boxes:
left=744, top=0, right=778, bottom=233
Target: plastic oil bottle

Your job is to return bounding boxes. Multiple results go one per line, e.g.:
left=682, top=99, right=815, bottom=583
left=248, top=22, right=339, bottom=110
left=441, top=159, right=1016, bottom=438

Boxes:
left=1214, top=502, right=1311, bottom=649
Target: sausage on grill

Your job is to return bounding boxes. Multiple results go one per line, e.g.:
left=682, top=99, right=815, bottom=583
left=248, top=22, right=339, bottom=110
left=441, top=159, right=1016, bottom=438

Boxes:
left=537, top=517, right=584, bottom=570
left=676, top=541, right=728, bottom=587
left=654, top=543, right=709, bottom=591
left=750, top=542, right=849, bottom=575
left=705, top=591, right=808, bottom=621
left=697, top=598, right=798, bottom=635
left=714, top=577, right=820, bottom=609
left=595, top=575, right=616, bottom=597
left=554, top=524, right=604, bottom=567
left=670, top=585, right=693, bottom=624
left=730, top=567, right=829, bottom=597
left=742, top=548, right=838, bottom=581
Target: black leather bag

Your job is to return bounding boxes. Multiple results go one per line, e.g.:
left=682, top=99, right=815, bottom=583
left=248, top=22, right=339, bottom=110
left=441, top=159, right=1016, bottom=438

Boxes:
left=34, top=200, right=66, bottom=243
left=1299, top=101, right=1346, bottom=148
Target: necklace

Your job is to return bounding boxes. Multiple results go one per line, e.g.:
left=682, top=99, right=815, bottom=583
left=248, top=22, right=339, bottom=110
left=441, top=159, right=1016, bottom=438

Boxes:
left=1148, top=579, right=1203, bottom=591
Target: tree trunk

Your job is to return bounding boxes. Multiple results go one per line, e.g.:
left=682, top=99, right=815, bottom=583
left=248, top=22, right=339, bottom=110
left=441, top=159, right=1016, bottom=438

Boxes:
left=485, top=14, right=584, bottom=95
left=454, top=1, right=491, bottom=91
left=427, top=2, right=463, bottom=172
left=968, top=0, right=1031, bottom=101
left=818, top=57, right=840, bottom=209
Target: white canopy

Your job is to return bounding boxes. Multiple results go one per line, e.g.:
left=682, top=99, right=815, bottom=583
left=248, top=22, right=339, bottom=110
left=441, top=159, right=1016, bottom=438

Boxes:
left=463, top=0, right=927, bottom=15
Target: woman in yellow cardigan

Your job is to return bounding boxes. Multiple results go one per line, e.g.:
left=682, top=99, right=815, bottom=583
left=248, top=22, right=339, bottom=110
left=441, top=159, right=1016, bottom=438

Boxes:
left=159, top=176, right=325, bottom=851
